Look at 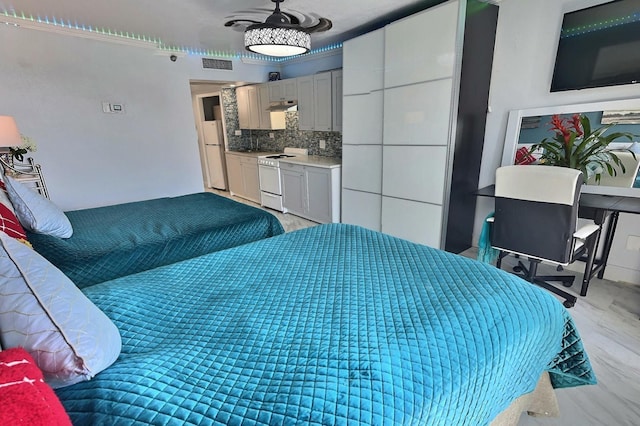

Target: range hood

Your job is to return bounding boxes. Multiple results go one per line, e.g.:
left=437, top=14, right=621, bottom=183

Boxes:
left=267, top=100, right=298, bottom=111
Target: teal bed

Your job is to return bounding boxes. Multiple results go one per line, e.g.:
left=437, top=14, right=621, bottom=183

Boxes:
left=55, top=224, right=595, bottom=425
left=27, top=192, right=284, bottom=288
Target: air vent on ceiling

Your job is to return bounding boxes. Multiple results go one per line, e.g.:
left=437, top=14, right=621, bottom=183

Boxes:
left=202, top=58, right=233, bottom=70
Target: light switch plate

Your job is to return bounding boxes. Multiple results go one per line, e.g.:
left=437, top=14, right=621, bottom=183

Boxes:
left=235, top=130, right=242, bottom=136
left=319, top=140, right=326, bottom=150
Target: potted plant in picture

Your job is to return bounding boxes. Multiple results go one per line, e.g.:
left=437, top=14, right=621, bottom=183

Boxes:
left=528, top=113, right=637, bottom=183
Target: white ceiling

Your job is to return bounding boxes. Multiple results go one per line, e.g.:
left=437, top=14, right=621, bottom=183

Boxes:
left=1, top=0, right=444, bottom=55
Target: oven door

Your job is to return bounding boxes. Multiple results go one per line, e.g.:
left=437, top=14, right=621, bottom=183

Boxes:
left=258, top=164, right=281, bottom=195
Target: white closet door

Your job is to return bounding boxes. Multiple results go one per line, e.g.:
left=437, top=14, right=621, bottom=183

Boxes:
left=383, top=79, right=453, bottom=146
left=384, top=1, right=460, bottom=88
left=381, top=197, right=443, bottom=248
left=382, top=145, right=448, bottom=205
left=342, top=145, right=382, bottom=194
left=342, top=92, right=384, bottom=145
left=343, top=28, right=385, bottom=95
left=342, top=190, right=382, bottom=231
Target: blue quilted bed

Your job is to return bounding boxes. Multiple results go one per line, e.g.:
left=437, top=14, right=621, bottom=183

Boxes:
left=27, top=192, right=284, bottom=288
left=56, top=224, right=595, bottom=425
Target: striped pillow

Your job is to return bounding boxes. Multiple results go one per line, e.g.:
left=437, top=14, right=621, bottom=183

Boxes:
left=0, top=348, right=72, bottom=425
left=0, top=181, right=29, bottom=245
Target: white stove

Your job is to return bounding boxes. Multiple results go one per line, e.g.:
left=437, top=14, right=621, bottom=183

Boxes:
left=258, top=147, right=308, bottom=212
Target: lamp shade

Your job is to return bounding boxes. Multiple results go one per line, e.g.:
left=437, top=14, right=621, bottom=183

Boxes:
left=245, top=25, right=310, bottom=57
left=0, top=116, right=21, bottom=147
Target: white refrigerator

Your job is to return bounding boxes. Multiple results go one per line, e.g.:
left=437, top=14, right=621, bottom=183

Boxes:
left=202, top=120, right=228, bottom=190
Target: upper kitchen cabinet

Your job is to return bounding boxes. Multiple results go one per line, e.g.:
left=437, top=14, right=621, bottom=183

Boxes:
left=236, top=84, right=285, bottom=130
left=236, top=86, right=251, bottom=130
left=343, top=28, right=384, bottom=95
left=297, top=76, right=315, bottom=131
left=297, top=71, right=343, bottom=132
left=268, top=78, right=298, bottom=102
left=313, top=72, right=332, bottom=132
left=331, top=70, right=343, bottom=133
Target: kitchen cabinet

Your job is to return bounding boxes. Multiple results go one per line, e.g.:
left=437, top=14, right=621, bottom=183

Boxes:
left=296, top=76, right=315, bottom=131
left=225, top=153, right=260, bottom=203
left=268, top=78, right=297, bottom=102
left=281, top=162, right=341, bottom=223
left=236, top=86, right=251, bottom=130
left=225, top=153, right=244, bottom=197
left=236, top=84, right=284, bottom=130
left=341, top=0, right=498, bottom=251
left=281, top=164, right=306, bottom=217
left=313, top=72, right=332, bottom=131
left=240, top=156, right=261, bottom=202
left=331, top=70, right=343, bottom=132
left=296, top=71, right=342, bottom=132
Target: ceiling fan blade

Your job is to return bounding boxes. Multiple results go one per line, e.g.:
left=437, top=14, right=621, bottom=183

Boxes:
left=224, top=19, right=262, bottom=27
left=305, top=18, right=333, bottom=34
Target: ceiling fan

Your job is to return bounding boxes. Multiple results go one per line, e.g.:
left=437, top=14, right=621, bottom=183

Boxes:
left=225, top=0, right=332, bottom=57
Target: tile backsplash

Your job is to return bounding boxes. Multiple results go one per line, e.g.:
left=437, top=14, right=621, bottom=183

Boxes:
left=221, top=88, right=342, bottom=158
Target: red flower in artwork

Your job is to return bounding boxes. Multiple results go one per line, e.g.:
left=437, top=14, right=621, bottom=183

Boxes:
left=570, top=114, right=584, bottom=137
left=528, top=113, right=637, bottom=183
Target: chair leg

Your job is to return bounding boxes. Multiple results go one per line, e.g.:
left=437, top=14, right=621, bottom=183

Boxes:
left=536, top=274, right=575, bottom=288
left=510, top=259, right=577, bottom=308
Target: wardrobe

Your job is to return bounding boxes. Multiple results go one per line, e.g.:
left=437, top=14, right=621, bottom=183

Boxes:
left=341, top=0, right=498, bottom=252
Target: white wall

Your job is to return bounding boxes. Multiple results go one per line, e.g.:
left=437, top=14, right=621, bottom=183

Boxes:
left=280, top=50, right=343, bottom=78
left=475, top=0, right=640, bottom=284
left=0, top=25, right=271, bottom=210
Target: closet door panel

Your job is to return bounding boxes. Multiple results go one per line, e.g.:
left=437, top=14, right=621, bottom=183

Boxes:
left=381, top=197, right=443, bottom=248
left=382, top=145, right=447, bottom=205
left=342, top=190, right=381, bottom=231
left=384, top=1, right=460, bottom=88
left=342, top=145, right=382, bottom=194
left=383, top=79, right=453, bottom=146
left=343, top=92, right=384, bottom=145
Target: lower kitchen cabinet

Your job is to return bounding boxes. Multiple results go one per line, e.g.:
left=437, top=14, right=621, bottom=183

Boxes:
left=225, top=153, right=260, bottom=203
left=281, top=162, right=341, bottom=223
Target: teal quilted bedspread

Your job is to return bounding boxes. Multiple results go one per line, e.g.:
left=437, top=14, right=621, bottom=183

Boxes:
left=56, top=224, right=595, bottom=425
left=27, top=192, right=284, bottom=288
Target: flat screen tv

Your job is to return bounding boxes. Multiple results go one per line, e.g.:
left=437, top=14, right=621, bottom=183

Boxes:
left=551, top=0, right=640, bottom=92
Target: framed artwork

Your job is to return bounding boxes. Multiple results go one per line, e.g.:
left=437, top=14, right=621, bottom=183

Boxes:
left=601, top=110, right=640, bottom=124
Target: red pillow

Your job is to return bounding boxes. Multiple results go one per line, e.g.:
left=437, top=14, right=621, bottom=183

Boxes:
left=0, top=181, right=30, bottom=244
left=515, top=146, right=536, bottom=165
left=0, top=348, right=72, bottom=426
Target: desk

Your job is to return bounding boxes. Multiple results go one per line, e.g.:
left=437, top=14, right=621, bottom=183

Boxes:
left=476, top=185, right=640, bottom=296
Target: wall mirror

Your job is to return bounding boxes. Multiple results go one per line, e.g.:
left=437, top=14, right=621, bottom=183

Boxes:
left=501, top=98, right=640, bottom=198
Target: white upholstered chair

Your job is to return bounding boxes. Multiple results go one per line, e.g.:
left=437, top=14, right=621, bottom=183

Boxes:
left=490, top=165, right=600, bottom=308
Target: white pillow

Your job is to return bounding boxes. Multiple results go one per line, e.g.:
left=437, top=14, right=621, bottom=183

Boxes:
left=0, top=232, right=121, bottom=388
left=3, top=175, right=73, bottom=238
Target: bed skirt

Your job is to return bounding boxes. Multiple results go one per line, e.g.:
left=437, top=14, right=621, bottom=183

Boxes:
left=491, top=372, right=560, bottom=425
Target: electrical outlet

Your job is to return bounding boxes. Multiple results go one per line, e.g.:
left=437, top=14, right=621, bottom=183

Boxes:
left=235, top=130, right=242, bottom=136
left=269, top=133, right=275, bottom=139
left=319, top=139, right=326, bottom=150
left=101, top=101, right=125, bottom=114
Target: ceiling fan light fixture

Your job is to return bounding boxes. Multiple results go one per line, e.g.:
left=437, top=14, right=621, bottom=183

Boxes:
left=243, top=0, right=311, bottom=57
left=245, top=25, right=310, bottom=57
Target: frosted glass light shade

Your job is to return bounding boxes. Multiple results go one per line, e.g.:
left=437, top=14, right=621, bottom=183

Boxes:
left=0, top=116, right=21, bottom=148
left=245, top=26, right=310, bottom=57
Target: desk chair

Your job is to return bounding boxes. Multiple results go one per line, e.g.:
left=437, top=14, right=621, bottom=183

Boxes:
left=491, top=165, right=600, bottom=308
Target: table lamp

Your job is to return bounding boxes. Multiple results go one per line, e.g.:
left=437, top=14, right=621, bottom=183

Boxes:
left=0, top=116, right=21, bottom=151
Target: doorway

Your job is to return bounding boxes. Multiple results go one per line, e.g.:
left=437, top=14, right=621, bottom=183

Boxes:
left=190, top=82, right=233, bottom=191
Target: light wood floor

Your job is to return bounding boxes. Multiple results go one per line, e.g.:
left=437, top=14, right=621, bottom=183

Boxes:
left=211, top=189, right=640, bottom=425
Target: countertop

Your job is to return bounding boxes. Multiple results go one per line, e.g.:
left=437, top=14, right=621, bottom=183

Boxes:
left=225, top=150, right=341, bottom=168
left=225, top=150, right=275, bottom=158
left=279, top=156, right=341, bottom=169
